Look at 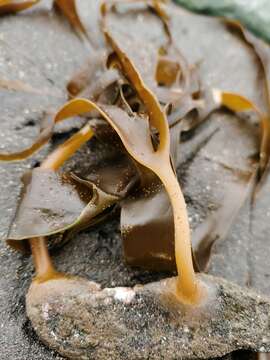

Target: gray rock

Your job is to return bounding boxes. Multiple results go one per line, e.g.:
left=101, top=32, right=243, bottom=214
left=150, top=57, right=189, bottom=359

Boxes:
left=26, top=274, right=270, bottom=360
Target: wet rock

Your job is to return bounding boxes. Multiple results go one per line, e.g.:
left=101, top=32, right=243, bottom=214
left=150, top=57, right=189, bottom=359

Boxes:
left=27, top=274, right=270, bottom=360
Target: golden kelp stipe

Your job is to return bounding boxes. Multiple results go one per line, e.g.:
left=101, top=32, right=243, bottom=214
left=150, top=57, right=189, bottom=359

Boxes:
left=42, top=124, right=94, bottom=170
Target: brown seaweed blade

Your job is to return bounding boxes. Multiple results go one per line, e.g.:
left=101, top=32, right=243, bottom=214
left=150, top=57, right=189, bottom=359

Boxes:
left=7, top=124, right=121, bottom=250
left=121, top=171, right=175, bottom=271
left=0, top=0, right=39, bottom=14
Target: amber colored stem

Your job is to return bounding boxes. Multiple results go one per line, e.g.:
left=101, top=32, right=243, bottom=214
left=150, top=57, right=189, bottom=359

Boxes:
left=159, top=165, right=202, bottom=304
left=29, top=124, right=94, bottom=280
left=29, top=237, right=56, bottom=280
left=42, top=124, right=94, bottom=170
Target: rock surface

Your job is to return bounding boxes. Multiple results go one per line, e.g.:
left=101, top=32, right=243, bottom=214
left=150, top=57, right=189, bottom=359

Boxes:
left=26, top=274, right=270, bottom=360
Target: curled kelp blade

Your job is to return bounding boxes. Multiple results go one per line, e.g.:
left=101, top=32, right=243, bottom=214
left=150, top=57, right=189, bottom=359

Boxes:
left=55, top=140, right=139, bottom=247
left=7, top=168, right=119, bottom=250
left=101, top=0, right=194, bottom=106
left=156, top=56, right=180, bottom=87
left=54, top=99, right=159, bottom=170
left=0, top=0, right=39, bottom=14
left=103, top=31, right=170, bottom=156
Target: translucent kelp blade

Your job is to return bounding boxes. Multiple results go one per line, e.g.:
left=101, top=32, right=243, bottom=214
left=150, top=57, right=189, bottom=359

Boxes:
left=0, top=0, right=39, bottom=14
left=54, top=0, right=88, bottom=41
left=192, top=171, right=256, bottom=271
left=64, top=154, right=139, bottom=244
left=7, top=168, right=119, bottom=248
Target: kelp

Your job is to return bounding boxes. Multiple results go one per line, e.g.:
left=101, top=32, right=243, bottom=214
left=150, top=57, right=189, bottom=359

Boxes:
left=121, top=173, right=175, bottom=271
left=1, top=1, right=187, bottom=275
left=7, top=124, right=128, bottom=251
left=101, top=0, right=196, bottom=108
left=2, top=0, right=270, bottom=306
left=50, top=30, right=200, bottom=302
left=0, top=58, right=118, bottom=161
left=7, top=169, right=119, bottom=248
